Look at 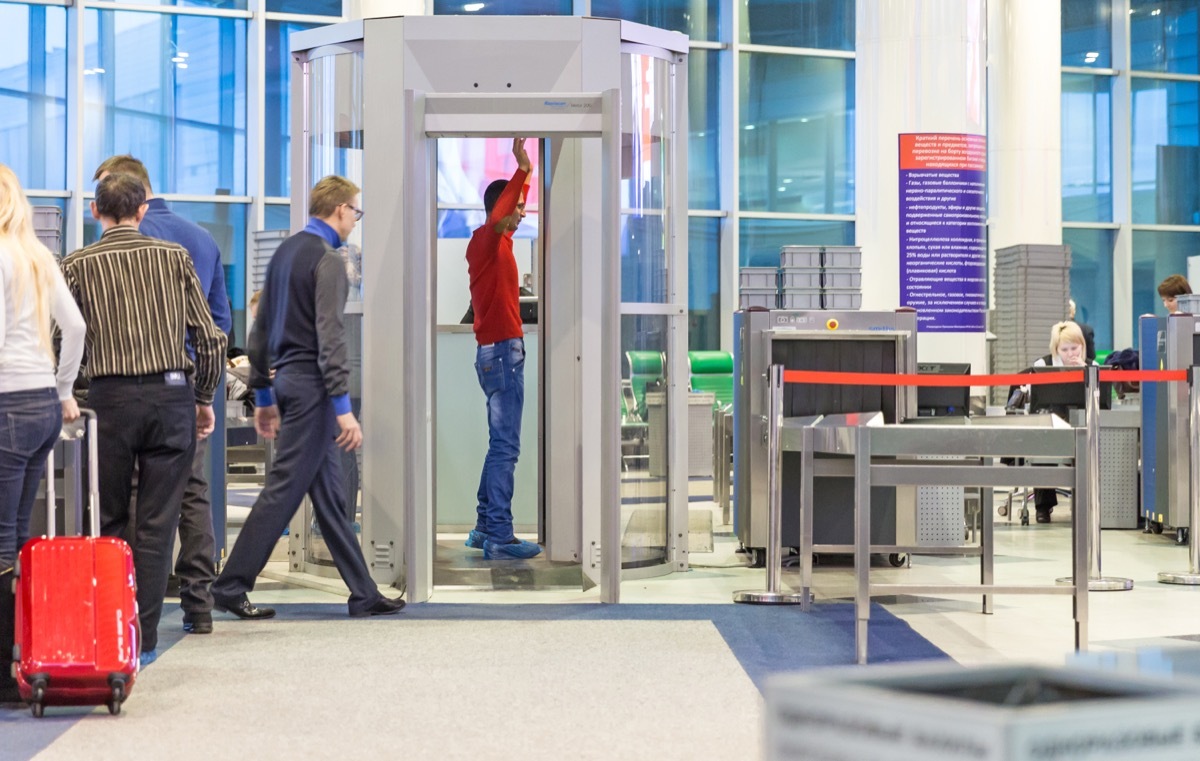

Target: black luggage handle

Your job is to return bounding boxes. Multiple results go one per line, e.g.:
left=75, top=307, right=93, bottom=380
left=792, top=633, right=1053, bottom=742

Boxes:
left=44, top=408, right=99, bottom=539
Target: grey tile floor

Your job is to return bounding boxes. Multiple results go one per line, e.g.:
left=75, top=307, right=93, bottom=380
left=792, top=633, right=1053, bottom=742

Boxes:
left=259, top=490, right=1200, bottom=668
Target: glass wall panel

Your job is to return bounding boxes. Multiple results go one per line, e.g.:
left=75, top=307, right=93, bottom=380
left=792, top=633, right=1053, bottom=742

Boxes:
left=82, top=201, right=248, bottom=339
left=688, top=216, right=720, bottom=351
left=1132, top=230, right=1200, bottom=331
left=264, top=203, right=290, bottom=231
left=308, top=49, right=364, bottom=317
left=83, top=10, right=247, bottom=195
left=266, top=0, right=340, bottom=14
left=1130, top=77, right=1200, bottom=224
left=619, top=311, right=670, bottom=570
left=0, top=3, right=68, bottom=190
left=739, top=53, right=854, bottom=215
left=621, top=53, right=675, bottom=304
left=1062, top=227, right=1115, bottom=352
left=432, top=0, right=571, bottom=14
left=1062, top=73, right=1113, bottom=222
left=1131, top=0, right=1200, bottom=75
left=740, top=0, right=854, bottom=51
left=689, top=49, right=719, bottom=210
left=1062, top=0, right=1112, bottom=68
left=265, top=21, right=316, bottom=197
left=436, top=137, right=540, bottom=239
left=105, top=0, right=248, bottom=9
left=738, top=218, right=854, bottom=267
left=591, top=0, right=718, bottom=41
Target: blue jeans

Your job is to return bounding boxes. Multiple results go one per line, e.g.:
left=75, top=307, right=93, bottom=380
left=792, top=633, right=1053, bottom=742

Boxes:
left=474, top=338, right=524, bottom=543
left=0, top=388, right=61, bottom=569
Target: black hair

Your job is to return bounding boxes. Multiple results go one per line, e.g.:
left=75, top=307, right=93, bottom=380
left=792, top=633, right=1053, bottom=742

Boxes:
left=94, top=173, right=147, bottom=222
left=483, top=179, right=509, bottom=217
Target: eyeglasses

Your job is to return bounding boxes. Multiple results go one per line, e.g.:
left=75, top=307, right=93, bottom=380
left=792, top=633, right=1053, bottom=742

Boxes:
left=343, top=203, right=364, bottom=221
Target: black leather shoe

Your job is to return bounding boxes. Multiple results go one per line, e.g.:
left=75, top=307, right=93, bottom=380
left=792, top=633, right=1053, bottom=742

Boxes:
left=1035, top=508, right=1052, bottom=524
left=182, top=611, right=213, bottom=634
left=351, top=596, right=406, bottom=618
left=213, top=593, right=276, bottom=620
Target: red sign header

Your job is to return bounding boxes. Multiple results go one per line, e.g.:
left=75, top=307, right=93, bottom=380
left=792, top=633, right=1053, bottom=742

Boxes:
left=899, top=133, right=986, bottom=172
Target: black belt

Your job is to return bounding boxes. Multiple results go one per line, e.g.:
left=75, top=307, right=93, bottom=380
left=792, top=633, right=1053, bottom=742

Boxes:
left=91, top=371, right=190, bottom=386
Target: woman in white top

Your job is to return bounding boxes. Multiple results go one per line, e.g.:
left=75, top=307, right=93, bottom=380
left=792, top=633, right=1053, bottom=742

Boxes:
left=1029, top=320, right=1091, bottom=523
left=0, top=164, right=85, bottom=570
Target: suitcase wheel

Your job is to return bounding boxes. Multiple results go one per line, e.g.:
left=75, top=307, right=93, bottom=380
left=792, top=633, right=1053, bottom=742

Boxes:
left=107, top=676, right=127, bottom=716
left=108, top=683, right=125, bottom=715
left=30, top=676, right=47, bottom=718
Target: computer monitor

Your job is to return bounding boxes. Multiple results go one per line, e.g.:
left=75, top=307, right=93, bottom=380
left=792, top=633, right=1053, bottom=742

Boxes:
left=1027, top=366, right=1113, bottom=413
left=518, top=296, right=538, bottom=324
left=916, top=362, right=971, bottom=417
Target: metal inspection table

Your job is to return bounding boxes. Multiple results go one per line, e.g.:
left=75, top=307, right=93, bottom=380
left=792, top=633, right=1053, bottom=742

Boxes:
left=781, top=412, right=1090, bottom=665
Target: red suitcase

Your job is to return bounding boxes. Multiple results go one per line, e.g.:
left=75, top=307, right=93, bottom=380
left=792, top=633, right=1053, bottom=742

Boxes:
left=13, top=409, right=139, bottom=717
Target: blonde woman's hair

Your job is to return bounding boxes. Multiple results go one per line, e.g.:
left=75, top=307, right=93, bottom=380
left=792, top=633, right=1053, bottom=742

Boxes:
left=1049, top=321, right=1086, bottom=356
left=0, top=164, right=58, bottom=360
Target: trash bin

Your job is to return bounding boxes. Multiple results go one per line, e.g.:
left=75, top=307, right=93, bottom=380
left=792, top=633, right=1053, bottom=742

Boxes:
left=765, top=662, right=1200, bottom=760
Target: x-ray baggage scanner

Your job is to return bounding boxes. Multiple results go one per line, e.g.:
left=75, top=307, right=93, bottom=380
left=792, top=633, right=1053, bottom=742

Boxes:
left=733, top=309, right=919, bottom=562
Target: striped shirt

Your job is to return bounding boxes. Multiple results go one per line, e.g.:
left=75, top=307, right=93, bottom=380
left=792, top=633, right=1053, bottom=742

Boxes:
left=61, top=225, right=227, bottom=405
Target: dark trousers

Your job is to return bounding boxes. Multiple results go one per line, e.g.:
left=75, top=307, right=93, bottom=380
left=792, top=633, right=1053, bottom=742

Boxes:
left=89, top=376, right=196, bottom=653
left=0, top=567, right=17, bottom=700
left=341, top=397, right=361, bottom=523
left=1034, top=488, right=1058, bottom=510
left=175, top=436, right=216, bottom=614
left=212, top=367, right=381, bottom=614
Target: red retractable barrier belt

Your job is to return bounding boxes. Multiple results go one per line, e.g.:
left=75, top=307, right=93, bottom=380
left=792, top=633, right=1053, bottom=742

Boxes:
left=780, top=369, right=1188, bottom=387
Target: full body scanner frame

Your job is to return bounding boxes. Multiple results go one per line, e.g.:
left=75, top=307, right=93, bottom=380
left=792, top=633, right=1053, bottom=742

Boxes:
left=288, top=16, right=690, bottom=603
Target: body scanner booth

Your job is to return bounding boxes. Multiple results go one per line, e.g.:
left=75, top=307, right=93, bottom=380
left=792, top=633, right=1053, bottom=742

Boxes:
left=286, top=15, right=689, bottom=603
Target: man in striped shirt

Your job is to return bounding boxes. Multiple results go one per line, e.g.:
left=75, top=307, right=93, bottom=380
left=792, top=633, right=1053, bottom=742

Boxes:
left=61, top=172, right=227, bottom=667
left=94, top=154, right=232, bottom=637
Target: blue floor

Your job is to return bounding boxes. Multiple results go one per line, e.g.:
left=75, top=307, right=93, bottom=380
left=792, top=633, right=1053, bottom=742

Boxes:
left=247, top=601, right=951, bottom=691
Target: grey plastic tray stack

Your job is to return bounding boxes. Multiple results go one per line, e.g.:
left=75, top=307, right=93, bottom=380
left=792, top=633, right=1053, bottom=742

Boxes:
left=738, top=266, right=778, bottom=309
left=1177, top=293, right=1200, bottom=314
left=32, top=206, right=63, bottom=258
left=991, top=243, right=1072, bottom=405
left=251, top=230, right=289, bottom=291
left=777, top=245, right=862, bottom=310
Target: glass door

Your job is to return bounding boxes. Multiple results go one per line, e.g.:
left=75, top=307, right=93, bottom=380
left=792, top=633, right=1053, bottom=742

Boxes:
left=290, top=46, right=366, bottom=577
left=618, top=49, right=689, bottom=577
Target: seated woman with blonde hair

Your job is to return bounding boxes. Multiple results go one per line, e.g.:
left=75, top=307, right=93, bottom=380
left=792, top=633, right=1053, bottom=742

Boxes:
left=1029, top=320, right=1094, bottom=523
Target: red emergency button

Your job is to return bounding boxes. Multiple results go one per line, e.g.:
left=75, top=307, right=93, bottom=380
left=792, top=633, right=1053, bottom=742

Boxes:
left=826, top=318, right=839, bottom=330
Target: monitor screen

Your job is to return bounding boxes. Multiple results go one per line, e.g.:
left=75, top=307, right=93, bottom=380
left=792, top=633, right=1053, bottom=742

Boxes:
left=917, top=362, right=971, bottom=417
left=519, top=296, right=538, bottom=324
left=1027, top=366, right=1112, bottom=412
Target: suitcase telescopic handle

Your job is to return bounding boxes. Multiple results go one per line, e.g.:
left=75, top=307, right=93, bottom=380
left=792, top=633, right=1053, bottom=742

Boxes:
left=46, top=407, right=100, bottom=539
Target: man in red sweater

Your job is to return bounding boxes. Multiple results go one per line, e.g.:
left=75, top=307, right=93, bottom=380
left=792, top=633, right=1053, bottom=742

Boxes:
left=464, top=138, right=542, bottom=560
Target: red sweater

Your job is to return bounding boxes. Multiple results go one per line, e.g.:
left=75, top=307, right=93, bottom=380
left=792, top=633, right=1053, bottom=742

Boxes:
left=467, top=168, right=528, bottom=346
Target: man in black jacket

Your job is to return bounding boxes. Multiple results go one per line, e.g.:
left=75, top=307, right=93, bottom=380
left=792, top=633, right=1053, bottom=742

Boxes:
left=210, top=175, right=404, bottom=619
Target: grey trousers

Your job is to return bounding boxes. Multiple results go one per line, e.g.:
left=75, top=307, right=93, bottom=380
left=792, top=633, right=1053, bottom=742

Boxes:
left=175, top=436, right=216, bottom=614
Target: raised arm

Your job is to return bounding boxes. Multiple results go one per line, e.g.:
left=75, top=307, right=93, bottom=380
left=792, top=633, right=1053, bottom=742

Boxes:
left=489, top=138, right=532, bottom=235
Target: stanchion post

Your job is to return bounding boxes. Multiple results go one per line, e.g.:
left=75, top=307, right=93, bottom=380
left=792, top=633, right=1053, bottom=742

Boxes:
left=1087, top=363, right=1103, bottom=580
left=1058, top=365, right=1133, bottom=591
left=1159, top=365, right=1200, bottom=584
left=735, top=364, right=805, bottom=605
